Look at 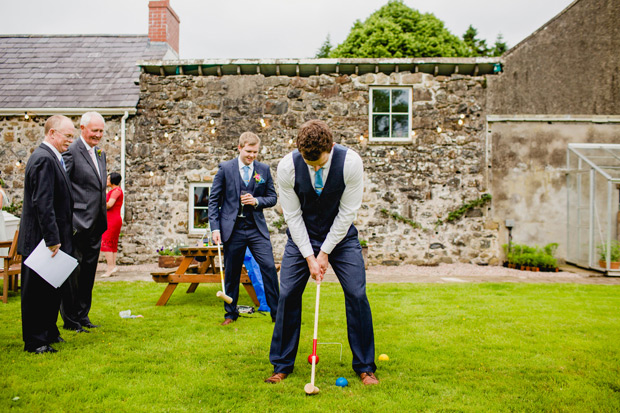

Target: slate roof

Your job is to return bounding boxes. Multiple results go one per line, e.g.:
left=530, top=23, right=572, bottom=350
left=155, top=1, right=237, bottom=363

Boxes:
left=0, top=35, right=175, bottom=110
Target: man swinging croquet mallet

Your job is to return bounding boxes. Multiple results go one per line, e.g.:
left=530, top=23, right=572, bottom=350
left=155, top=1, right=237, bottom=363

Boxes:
left=265, top=119, right=378, bottom=386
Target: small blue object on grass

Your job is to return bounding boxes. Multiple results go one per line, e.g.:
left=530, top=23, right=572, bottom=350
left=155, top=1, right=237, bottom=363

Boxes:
left=335, top=377, right=348, bottom=387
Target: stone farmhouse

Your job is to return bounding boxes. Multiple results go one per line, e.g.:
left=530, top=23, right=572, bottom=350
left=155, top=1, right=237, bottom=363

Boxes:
left=1, top=0, right=618, bottom=269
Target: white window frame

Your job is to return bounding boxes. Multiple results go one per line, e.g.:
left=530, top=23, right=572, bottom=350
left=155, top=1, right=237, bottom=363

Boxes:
left=368, top=86, right=413, bottom=143
left=189, top=182, right=212, bottom=235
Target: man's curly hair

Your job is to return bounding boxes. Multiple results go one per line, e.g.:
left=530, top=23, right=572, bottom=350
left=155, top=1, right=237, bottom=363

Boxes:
left=297, top=120, right=333, bottom=161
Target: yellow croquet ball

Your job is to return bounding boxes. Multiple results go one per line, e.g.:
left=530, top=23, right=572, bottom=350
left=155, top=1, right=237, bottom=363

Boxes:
left=378, top=354, right=389, bottom=361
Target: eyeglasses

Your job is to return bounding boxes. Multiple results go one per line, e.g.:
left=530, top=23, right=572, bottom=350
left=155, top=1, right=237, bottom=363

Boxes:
left=53, top=129, right=75, bottom=140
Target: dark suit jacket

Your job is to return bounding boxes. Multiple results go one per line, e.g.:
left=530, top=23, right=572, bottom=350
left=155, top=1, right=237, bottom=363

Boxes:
left=17, top=144, right=74, bottom=257
left=62, top=138, right=107, bottom=236
left=208, top=159, right=277, bottom=243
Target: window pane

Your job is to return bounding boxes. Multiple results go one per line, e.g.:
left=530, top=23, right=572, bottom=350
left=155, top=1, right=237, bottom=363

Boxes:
left=391, top=89, right=409, bottom=113
left=392, top=115, right=409, bottom=138
left=194, top=208, right=209, bottom=228
left=195, top=187, right=209, bottom=207
left=373, top=115, right=390, bottom=137
left=372, top=89, right=390, bottom=113
left=193, top=186, right=210, bottom=229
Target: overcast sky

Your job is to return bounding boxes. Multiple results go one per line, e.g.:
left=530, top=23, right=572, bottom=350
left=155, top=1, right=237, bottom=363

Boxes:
left=0, top=0, right=575, bottom=59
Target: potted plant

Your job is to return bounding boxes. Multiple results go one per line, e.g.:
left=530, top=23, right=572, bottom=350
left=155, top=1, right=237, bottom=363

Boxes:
left=157, top=245, right=184, bottom=268
left=597, top=240, right=620, bottom=269
left=359, top=239, right=369, bottom=269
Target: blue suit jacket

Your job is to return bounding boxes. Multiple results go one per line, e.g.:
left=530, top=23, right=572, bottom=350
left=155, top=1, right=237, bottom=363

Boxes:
left=208, top=159, right=277, bottom=243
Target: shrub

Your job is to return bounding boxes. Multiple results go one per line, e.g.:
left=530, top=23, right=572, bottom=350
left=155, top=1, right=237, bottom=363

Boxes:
left=597, top=240, right=620, bottom=262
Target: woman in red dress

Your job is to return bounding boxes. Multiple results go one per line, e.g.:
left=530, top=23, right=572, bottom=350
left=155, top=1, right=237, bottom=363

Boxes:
left=101, top=172, right=123, bottom=277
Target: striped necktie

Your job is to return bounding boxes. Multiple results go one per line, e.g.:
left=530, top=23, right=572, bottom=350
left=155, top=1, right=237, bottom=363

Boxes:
left=60, top=157, right=67, bottom=172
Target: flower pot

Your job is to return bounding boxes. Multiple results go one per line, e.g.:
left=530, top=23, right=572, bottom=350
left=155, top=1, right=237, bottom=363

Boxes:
left=598, top=260, right=620, bottom=269
left=158, top=256, right=183, bottom=268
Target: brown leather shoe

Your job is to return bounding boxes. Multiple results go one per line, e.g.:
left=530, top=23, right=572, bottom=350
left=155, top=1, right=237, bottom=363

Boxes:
left=221, top=318, right=235, bottom=326
left=359, top=372, right=379, bottom=385
left=264, top=372, right=288, bottom=383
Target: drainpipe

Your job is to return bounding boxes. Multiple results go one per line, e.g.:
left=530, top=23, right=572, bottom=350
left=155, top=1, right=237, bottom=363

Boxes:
left=120, top=111, right=129, bottom=220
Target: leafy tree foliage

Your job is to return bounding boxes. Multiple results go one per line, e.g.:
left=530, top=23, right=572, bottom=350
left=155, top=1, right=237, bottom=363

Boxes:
left=315, top=34, right=333, bottom=58
left=491, top=34, right=508, bottom=56
left=463, top=25, right=489, bottom=56
left=329, top=0, right=468, bottom=58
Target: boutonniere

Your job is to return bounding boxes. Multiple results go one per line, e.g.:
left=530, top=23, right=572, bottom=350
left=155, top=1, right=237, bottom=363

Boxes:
left=96, top=148, right=102, bottom=157
left=254, top=172, right=265, bottom=184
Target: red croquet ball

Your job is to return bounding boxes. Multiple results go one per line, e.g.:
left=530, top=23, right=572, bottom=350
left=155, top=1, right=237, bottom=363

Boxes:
left=307, top=354, right=319, bottom=364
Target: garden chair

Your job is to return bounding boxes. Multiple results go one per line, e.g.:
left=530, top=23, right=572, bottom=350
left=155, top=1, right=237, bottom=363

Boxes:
left=0, top=230, right=21, bottom=303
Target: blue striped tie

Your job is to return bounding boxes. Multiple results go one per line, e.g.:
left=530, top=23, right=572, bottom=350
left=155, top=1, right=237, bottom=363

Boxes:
left=60, top=157, right=67, bottom=172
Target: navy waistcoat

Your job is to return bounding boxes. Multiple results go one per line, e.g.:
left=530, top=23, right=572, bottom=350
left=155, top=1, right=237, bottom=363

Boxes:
left=291, top=144, right=357, bottom=243
left=236, top=169, right=256, bottom=227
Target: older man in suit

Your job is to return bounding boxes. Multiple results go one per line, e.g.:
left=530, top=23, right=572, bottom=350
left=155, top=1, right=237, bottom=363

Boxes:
left=60, top=111, right=107, bottom=332
left=208, top=132, right=280, bottom=325
left=17, top=115, right=75, bottom=354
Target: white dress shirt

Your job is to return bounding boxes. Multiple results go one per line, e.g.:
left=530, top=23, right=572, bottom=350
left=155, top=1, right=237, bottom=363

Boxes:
left=42, top=141, right=64, bottom=165
left=80, top=136, right=100, bottom=176
left=277, top=146, right=364, bottom=258
left=238, top=157, right=254, bottom=183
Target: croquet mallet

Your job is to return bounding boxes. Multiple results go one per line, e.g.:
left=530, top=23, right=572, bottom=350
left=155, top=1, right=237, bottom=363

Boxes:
left=304, top=282, right=321, bottom=395
left=215, top=242, right=233, bottom=304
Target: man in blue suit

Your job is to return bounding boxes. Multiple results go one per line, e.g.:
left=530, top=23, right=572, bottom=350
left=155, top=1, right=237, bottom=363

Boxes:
left=265, top=120, right=378, bottom=385
left=208, top=132, right=280, bottom=325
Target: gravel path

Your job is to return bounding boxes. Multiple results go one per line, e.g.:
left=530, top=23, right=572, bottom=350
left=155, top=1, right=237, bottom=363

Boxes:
left=96, top=263, right=620, bottom=285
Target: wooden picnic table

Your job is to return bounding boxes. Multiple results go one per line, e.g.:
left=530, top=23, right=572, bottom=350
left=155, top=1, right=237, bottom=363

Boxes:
left=151, top=246, right=259, bottom=306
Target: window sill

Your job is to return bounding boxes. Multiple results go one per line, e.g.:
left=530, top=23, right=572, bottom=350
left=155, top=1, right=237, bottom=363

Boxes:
left=368, top=138, right=414, bottom=144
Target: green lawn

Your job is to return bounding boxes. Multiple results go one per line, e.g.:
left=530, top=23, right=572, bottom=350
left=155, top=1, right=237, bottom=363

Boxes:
left=1, top=281, right=619, bottom=412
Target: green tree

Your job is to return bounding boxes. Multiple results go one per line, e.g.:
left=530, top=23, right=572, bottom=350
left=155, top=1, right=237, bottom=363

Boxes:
left=315, top=34, right=333, bottom=58
left=329, top=0, right=468, bottom=58
left=462, top=25, right=489, bottom=56
left=491, top=33, right=508, bottom=56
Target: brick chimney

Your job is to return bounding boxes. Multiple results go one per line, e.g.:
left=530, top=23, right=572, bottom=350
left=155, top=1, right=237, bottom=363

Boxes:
left=148, top=0, right=180, bottom=55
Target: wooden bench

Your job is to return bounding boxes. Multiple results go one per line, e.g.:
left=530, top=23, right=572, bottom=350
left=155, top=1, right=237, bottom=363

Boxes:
left=1, top=230, right=21, bottom=304
left=150, top=246, right=259, bottom=306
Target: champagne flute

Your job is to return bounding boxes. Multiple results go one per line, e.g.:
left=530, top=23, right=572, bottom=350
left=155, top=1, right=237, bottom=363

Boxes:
left=238, top=190, right=249, bottom=218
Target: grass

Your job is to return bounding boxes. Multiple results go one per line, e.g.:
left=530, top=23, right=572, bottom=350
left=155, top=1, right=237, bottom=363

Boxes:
left=1, top=281, right=619, bottom=412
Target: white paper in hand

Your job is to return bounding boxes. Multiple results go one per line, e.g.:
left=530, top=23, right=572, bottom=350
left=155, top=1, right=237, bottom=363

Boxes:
left=24, top=239, right=78, bottom=288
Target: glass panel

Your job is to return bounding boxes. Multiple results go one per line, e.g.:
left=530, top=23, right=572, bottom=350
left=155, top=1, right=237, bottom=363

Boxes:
left=194, top=208, right=209, bottom=228
left=195, top=187, right=209, bottom=207
left=193, top=186, right=210, bottom=229
left=373, top=115, right=390, bottom=137
left=391, top=115, right=409, bottom=138
left=391, top=89, right=409, bottom=113
left=372, top=89, right=390, bottom=113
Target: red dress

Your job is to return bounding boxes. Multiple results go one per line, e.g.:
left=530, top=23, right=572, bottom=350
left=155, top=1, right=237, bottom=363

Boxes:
left=101, top=187, right=123, bottom=252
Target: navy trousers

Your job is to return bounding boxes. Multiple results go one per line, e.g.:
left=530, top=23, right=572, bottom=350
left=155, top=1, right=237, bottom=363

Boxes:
left=223, top=224, right=279, bottom=321
left=269, top=234, right=376, bottom=375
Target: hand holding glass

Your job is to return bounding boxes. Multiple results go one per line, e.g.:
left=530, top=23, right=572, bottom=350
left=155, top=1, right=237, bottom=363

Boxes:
left=238, top=190, right=249, bottom=218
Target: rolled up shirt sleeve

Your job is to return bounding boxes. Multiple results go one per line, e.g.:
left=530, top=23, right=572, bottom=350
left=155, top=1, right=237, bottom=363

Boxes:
left=320, top=149, right=364, bottom=255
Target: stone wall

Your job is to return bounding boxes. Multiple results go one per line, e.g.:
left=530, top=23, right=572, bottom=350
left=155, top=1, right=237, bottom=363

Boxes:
left=0, top=114, right=129, bottom=255
left=488, top=0, right=620, bottom=115
left=123, top=70, right=500, bottom=265
left=0, top=115, right=127, bottom=201
left=489, top=120, right=620, bottom=260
